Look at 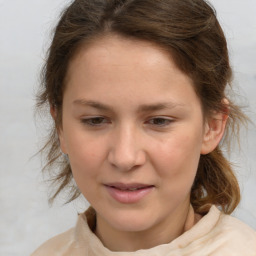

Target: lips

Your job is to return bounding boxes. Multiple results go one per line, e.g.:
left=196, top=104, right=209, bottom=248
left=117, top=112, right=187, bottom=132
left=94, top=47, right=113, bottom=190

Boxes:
left=107, top=182, right=153, bottom=190
left=104, top=183, right=154, bottom=204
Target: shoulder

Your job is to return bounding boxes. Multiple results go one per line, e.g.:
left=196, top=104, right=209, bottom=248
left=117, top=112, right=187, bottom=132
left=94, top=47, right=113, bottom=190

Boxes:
left=216, top=210, right=256, bottom=246
left=199, top=206, right=256, bottom=255
left=30, top=228, right=75, bottom=256
left=30, top=208, right=95, bottom=256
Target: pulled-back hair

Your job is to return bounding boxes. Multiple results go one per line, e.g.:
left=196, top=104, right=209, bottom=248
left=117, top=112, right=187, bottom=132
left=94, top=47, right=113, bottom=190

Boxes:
left=37, top=0, right=247, bottom=214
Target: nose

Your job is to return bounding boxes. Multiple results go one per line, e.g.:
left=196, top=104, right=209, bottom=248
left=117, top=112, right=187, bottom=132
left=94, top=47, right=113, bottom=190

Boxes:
left=107, top=124, right=146, bottom=171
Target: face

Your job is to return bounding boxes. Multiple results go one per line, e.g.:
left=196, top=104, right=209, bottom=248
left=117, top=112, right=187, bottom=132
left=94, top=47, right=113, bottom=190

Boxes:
left=59, top=35, right=216, bottom=238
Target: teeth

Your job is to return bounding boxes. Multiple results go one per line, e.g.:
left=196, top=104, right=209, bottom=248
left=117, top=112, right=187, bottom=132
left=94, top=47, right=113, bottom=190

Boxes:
left=128, top=188, right=138, bottom=191
left=117, top=187, right=140, bottom=191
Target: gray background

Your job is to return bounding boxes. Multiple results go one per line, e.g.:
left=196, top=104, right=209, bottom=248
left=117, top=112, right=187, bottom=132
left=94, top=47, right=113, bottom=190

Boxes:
left=0, top=0, right=255, bottom=255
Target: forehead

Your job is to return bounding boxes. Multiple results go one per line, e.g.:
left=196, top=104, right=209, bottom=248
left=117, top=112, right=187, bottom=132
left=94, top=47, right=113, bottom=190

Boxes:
left=66, top=35, right=193, bottom=86
left=69, top=35, right=180, bottom=71
left=64, top=35, right=200, bottom=113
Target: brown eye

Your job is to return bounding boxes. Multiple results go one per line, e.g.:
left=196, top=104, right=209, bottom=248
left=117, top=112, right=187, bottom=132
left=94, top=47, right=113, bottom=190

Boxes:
left=81, top=117, right=108, bottom=126
left=147, top=117, right=173, bottom=127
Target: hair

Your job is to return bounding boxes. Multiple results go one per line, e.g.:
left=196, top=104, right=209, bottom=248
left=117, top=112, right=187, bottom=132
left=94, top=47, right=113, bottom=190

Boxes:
left=37, top=0, right=248, bottom=214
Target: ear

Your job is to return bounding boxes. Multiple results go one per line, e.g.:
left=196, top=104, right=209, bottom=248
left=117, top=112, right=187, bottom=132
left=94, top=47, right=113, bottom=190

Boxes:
left=200, top=110, right=228, bottom=155
left=50, top=105, right=56, bottom=120
left=50, top=105, right=68, bottom=154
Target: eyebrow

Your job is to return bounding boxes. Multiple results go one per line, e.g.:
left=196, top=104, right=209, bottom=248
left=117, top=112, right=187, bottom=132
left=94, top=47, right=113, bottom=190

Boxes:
left=138, top=102, right=186, bottom=112
left=73, top=99, right=186, bottom=112
left=73, top=99, right=114, bottom=111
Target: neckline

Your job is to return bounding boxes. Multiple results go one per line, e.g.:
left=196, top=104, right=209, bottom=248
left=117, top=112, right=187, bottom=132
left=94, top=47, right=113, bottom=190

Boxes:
left=74, top=205, right=221, bottom=255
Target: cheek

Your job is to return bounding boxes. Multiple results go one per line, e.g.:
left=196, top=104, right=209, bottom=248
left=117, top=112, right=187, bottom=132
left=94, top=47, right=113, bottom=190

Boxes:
left=153, top=132, right=202, bottom=187
left=152, top=137, right=200, bottom=207
left=65, top=134, right=106, bottom=180
left=68, top=143, right=104, bottom=200
left=156, top=133, right=201, bottom=167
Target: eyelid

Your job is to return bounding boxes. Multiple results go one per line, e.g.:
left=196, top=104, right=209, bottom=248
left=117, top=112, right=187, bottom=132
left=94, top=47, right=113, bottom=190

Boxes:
left=80, top=116, right=110, bottom=126
left=80, top=115, right=175, bottom=128
left=146, top=116, right=175, bottom=126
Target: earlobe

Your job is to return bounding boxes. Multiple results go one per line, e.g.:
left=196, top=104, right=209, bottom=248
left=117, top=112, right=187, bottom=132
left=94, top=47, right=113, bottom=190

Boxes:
left=58, top=127, right=68, bottom=155
left=201, top=111, right=228, bottom=155
left=50, top=105, right=56, bottom=119
left=50, top=106, right=68, bottom=154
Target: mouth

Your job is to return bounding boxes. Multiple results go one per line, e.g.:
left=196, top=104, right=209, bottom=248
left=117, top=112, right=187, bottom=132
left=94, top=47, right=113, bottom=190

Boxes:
left=105, top=183, right=154, bottom=191
left=104, top=183, right=155, bottom=204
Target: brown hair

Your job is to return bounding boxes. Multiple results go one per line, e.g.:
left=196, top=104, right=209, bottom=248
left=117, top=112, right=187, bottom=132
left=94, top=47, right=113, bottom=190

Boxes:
left=37, top=0, right=248, bottom=214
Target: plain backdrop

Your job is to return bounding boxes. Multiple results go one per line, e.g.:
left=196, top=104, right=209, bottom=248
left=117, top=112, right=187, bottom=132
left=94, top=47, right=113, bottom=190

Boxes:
left=0, top=0, right=255, bottom=255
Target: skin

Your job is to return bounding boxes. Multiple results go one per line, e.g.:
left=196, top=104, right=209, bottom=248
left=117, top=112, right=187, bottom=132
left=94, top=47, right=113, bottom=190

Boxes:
left=57, top=35, right=227, bottom=252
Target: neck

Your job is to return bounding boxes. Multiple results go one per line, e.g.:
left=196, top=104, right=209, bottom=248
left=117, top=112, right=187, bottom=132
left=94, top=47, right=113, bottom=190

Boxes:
left=95, top=202, right=195, bottom=252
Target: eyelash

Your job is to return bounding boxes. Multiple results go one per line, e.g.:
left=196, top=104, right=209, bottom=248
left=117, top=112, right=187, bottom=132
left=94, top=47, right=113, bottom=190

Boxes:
left=80, top=116, right=174, bottom=127
left=146, top=117, right=174, bottom=127
left=81, top=117, right=110, bottom=126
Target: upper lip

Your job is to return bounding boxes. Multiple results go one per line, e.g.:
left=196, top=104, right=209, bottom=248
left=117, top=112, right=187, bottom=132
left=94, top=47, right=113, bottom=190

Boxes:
left=105, top=182, right=154, bottom=190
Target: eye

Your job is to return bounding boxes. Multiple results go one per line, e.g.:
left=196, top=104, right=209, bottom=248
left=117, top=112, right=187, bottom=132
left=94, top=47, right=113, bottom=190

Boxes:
left=147, top=117, right=174, bottom=127
left=81, top=116, right=109, bottom=126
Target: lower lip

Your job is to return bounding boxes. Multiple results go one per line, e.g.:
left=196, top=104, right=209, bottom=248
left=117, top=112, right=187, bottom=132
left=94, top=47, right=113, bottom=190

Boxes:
left=105, top=186, right=154, bottom=204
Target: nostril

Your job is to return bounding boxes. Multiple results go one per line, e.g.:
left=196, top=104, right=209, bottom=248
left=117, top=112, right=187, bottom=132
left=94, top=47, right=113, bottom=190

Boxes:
left=107, top=150, right=138, bottom=171
left=107, top=136, right=146, bottom=171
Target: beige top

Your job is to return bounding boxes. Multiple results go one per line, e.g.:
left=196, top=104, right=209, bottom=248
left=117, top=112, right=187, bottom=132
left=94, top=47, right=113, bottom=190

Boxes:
left=31, top=205, right=256, bottom=256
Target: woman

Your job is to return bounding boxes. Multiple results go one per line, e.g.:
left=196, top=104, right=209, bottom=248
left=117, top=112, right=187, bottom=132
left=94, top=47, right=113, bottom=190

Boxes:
left=32, top=0, right=256, bottom=255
